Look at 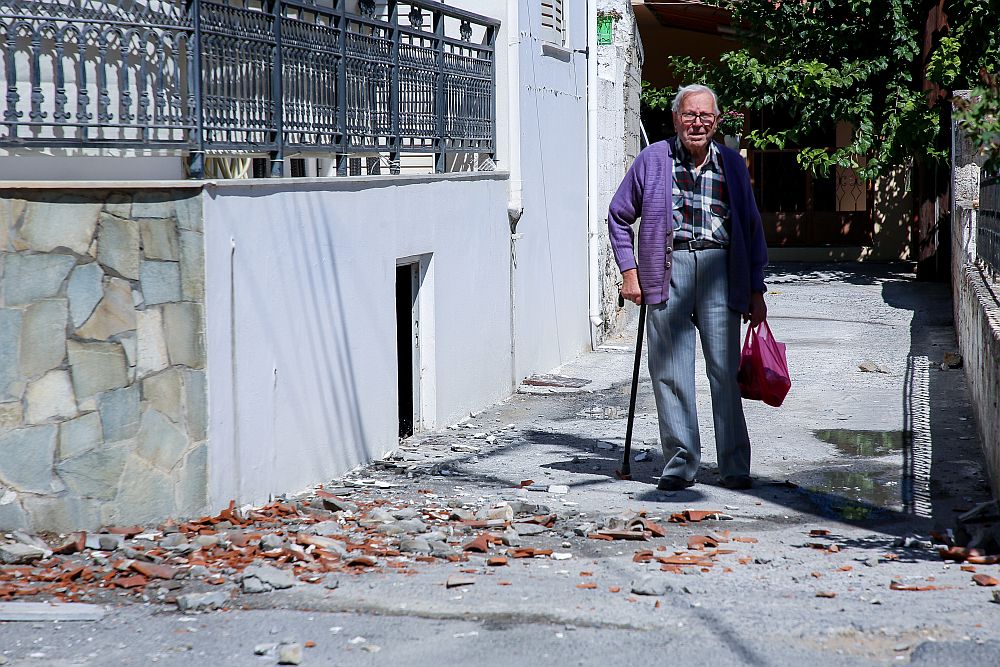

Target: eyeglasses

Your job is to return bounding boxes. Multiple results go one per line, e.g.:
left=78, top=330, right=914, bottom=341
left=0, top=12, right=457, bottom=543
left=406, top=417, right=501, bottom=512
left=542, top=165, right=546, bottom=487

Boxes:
left=679, top=112, right=718, bottom=125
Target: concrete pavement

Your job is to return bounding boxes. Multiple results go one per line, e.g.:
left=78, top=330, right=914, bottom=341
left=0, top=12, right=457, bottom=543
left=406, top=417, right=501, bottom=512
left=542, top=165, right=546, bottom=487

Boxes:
left=0, top=262, right=997, bottom=666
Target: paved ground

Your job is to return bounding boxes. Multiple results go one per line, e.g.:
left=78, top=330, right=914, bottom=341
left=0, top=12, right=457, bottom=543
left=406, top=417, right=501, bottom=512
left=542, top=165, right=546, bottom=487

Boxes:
left=1, top=263, right=998, bottom=666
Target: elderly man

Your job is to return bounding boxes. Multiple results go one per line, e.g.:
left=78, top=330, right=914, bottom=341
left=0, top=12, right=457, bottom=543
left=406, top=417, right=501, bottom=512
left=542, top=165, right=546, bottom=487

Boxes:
left=608, top=84, right=767, bottom=491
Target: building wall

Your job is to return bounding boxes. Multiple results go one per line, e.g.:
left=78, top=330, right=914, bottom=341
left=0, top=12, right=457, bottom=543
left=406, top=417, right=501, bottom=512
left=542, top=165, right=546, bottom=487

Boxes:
left=202, top=173, right=511, bottom=507
left=596, top=0, right=643, bottom=340
left=0, top=188, right=207, bottom=531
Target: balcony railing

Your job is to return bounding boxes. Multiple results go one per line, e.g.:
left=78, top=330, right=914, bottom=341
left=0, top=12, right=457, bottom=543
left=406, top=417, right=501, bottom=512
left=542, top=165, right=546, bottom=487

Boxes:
left=979, top=175, right=1000, bottom=278
left=0, top=0, right=498, bottom=176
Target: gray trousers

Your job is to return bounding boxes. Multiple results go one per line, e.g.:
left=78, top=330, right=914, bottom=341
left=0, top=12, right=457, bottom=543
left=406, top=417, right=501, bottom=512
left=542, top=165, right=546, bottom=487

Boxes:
left=646, top=247, right=751, bottom=481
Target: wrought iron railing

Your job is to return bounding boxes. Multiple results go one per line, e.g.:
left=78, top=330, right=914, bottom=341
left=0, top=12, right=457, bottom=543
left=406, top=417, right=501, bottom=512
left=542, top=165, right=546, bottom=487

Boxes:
left=979, top=175, right=1000, bottom=278
left=0, top=0, right=498, bottom=176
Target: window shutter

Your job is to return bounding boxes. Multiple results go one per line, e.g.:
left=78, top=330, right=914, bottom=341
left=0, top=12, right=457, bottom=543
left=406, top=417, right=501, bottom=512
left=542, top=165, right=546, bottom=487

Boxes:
left=540, top=0, right=564, bottom=42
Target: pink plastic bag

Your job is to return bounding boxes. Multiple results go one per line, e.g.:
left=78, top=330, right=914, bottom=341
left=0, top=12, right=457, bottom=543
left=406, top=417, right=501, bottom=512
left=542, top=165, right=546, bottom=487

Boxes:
left=737, top=320, right=791, bottom=407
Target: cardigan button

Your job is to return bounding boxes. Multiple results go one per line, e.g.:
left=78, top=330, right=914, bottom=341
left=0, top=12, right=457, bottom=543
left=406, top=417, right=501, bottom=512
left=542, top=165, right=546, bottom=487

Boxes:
left=665, top=261, right=672, bottom=269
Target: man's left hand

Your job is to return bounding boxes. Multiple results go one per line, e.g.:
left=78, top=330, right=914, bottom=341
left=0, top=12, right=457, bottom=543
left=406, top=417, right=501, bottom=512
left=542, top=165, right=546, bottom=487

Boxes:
left=743, top=292, right=767, bottom=328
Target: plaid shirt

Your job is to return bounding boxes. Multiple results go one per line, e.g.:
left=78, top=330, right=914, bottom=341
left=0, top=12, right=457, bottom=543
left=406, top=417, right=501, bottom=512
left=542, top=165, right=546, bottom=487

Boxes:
left=671, top=137, right=730, bottom=245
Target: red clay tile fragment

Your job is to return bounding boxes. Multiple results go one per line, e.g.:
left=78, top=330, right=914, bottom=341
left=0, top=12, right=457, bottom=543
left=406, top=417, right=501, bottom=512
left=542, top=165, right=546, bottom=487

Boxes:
left=498, top=581, right=512, bottom=586
left=609, top=586, right=621, bottom=593
left=109, top=575, right=147, bottom=589
left=576, top=582, right=597, bottom=589
left=519, top=480, right=534, bottom=488
left=487, top=557, right=508, bottom=567
left=889, top=581, right=938, bottom=591
left=815, top=591, right=837, bottom=598
left=641, top=520, right=668, bottom=538
left=633, top=551, right=654, bottom=563
left=130, top=562, right=178, bottom=580
left=687, top=536, right=719, bottom=550
left=592, top=530, right=649, bottom=541
left=961, top=565, right=977, bottom=572
left=809, top=529, right=831, bottom=537
left=682, top=510, right=726, bottom=523
left=463, top=535, right=491, bottom=553
left=811, top=572, right=823, bottom=578
left=54, top=532, right=87, bottom=555
left=973, top=574, right=999, bottom=587
left=732, top=537, right=758, bottom=544
left=105, top=525, right=143, bottom=537
left=587, top=533, right=615, bottom=541
left=346, top=556, right=376, bottom=567
left=939, top=546, right=967, bottom=562
left=966, top=555, right=1000, bottom=565
left=304, top=641, right=316, bottom=649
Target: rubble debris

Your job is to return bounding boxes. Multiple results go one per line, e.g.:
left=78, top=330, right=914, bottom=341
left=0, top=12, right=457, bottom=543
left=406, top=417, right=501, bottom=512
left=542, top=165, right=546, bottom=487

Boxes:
left=446, top=576, right=476, bottom=589
left=858, top=361, right=889, bottom=374
left=0, top=543, right=47, bottom=564
left=631, top=575, right=671, bottom=596
left=277, top=642, right=304, bottom=665
left=669, top=510, right=731, bottom=523
left=815, top=591, right=837, bottom=598
left=942, top=352, right=963, bottom=369
left=175, top=591, right=229, bottom=612
left=889, top=581, right=938, bottom=592
left=973, top=574, right=999, bottom=587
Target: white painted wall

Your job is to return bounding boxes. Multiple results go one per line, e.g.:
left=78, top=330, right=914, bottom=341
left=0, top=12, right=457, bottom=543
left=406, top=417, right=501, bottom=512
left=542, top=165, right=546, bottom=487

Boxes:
left=202, top=173, right=512, bottom=506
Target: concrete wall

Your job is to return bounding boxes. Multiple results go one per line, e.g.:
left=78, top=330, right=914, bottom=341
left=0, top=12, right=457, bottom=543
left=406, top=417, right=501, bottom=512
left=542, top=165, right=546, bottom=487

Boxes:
left=596, top=0, right=643, bottom=341
left=0, top=187, right=208, bottom=531
left=202, top=174, right=511, bottom=507
left=509, top=0, right=592, bottom=379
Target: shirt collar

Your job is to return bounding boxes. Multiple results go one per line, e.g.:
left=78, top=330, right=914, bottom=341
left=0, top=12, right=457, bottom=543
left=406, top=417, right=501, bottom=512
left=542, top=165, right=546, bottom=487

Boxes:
left=673, top=136, right=722, bottom=171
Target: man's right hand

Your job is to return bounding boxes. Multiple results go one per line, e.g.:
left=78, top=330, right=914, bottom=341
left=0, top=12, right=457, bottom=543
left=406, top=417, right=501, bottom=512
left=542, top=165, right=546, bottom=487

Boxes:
left=621, top=269, right=642, bottom=305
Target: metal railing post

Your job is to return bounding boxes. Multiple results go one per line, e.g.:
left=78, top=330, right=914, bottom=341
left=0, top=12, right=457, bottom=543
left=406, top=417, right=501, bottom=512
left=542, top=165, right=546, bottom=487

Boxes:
left=487, top=23, right=496, bottom=164
left=434, top=7, right=445, bottom=173
left=336, top=0, right=348, bottom=176
left=389, top=0, right=400, bottom=170
left=269, top=0, right=284, bottom=177
left=187, top=0, right=205, bottom=178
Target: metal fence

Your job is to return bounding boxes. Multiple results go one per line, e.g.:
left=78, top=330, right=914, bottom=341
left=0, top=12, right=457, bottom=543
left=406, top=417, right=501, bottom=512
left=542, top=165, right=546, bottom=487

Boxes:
left=979, top=175, right=1000, bottom=277
left=0, top=0, right=497, bottom=176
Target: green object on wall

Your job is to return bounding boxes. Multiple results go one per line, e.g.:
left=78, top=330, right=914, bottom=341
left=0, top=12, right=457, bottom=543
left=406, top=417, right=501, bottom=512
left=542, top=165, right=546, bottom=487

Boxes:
left=597, top=15, right=614, bottom=45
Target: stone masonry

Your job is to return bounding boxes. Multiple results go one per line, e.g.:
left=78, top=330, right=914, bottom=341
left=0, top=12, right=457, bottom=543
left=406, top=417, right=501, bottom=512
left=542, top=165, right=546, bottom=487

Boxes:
left=0, top=189, right=207, bottom=532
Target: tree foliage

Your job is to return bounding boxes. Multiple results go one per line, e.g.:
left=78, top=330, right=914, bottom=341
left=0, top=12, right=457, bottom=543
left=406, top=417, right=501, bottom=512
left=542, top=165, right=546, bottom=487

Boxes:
left=647, top=0, right=1000, bottom=179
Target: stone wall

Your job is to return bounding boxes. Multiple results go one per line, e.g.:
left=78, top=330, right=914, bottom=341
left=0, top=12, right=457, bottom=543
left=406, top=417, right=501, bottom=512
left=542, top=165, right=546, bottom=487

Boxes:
left=0, top=188, right=207, bottom=532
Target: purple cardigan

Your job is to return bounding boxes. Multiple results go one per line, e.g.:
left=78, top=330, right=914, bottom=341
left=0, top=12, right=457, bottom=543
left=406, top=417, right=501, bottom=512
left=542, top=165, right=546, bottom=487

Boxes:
left=608, top=139, right=768, bottom=312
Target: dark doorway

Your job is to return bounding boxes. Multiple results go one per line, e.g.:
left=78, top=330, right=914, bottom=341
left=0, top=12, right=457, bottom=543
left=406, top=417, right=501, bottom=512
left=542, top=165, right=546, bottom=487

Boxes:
left=396, top=263, right=419, bottom=439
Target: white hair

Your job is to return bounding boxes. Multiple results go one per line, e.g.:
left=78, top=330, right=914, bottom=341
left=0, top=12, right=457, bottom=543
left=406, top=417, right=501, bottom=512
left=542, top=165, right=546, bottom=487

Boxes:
left=671, top=84, right=720, bottom=114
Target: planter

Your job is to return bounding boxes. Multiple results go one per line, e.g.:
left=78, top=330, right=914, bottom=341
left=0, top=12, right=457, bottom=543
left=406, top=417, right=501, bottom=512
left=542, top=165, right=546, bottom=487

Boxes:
left=723, top=135, right=741, bottom=150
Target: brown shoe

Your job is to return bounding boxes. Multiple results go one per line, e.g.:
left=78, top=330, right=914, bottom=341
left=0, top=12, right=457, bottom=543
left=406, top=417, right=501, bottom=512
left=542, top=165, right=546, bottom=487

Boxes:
left=657, top=475, right=695, bottom=491
left=720, top=475, right=753, bottom=490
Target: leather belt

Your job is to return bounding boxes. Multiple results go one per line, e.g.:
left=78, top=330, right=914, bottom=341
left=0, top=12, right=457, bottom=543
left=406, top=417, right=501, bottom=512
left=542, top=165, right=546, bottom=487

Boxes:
left=673, top=239, right=726, bottom=251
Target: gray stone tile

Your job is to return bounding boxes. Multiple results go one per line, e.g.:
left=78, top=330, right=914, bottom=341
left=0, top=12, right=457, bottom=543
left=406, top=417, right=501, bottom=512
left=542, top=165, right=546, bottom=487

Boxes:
left=75, top=277, right=136, bottom=340
left=0, top=495, right=28, bottom=531
left=112, top=454, right=174, bottom=525
left=96, top=213, right=139, bottom=280
left=179, top=230, right=204, bottom=302
left=162, top=302, right=204, bottom=369
left=104, top=192, right=132, bottom=219
left=142, top=368, right=184, bottom=423
left=67, top=340, right=128, bottom=399
left=136, top=307, right=169, bottom=378
left=21, top=493, right=101, bottom=532
left=0, top=425, right=57, bottom=493
left=0, top=309, right=23, bottom=400
left=136, top=408, right=188, bottom=471
left=174, top=443, right=207, bottom=517
left=67, top=262, right=104, bottom=328
left=131, top=192, right=175, bottom=219
left=58, top=411, right=103, bottom=459
left=140, top=218, right=179, bottom=261
left=24, top=369, right=77, bottom=424
left=0, top=401, right=23, bottom=434
left=19, top=194, right=102, bottom=254
left=139, top=260, right=182, bottom=306
left=19, top=298, right=67, bottom=379
left=183, top=369, right=207, bottom=441
left=97, top=384, right=140, bottom=442
left=175, top=193, right=203, bottom=232
left=2, top=252, right=76, bottom=306
left=57, top=440, right=130, bottom=501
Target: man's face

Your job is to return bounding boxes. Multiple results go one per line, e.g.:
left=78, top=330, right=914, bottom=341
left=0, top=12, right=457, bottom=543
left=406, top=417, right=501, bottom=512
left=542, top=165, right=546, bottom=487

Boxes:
left=673, top=92, right=718, bottom=154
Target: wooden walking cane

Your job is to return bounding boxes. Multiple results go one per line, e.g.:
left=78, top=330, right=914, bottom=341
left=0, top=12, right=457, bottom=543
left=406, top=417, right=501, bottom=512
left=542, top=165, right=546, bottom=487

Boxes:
left=615, top=300, right=646, bottom=481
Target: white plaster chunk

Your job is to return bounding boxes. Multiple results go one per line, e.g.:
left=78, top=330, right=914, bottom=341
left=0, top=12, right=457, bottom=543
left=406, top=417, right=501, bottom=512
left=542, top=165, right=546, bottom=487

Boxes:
left=97, top=385, right=140, bottom=442
left=19, top=298, right=68, bottom=379
left=19, top=195, right=102, bottom=254
left=75, top=277, right=136, bottom=341
left=179, top=230, right=205, bottom=302
left=139, top=261, right=182, bottom=306
left=142, top=368, right=184, bottom=423
left=24, top=370, right=77, bottom=424
left=0, top=309, right=23, bottom=400
left=1, top=253, right=76, bottom=306
left=131, top=192, right=175, bottom=219
left=66, top=262, right=104, bottom=328
left=174, top=443, right=207, bottom=516
left=57, top=441, right=130, bottom=501
left=140, top=218, right=179, bottom=261
left=183, top=369, right=207, bottom=441
left=0, top=425, right=57, bottom=493
left=96, top=213, right=139, bottom=280
left=112, top=454, right=174, bottom=525
left=136, top=308, right=169, bottom=377
left=136, top=408, right=188, bottom=471
left=161, top=302, right=204, bottom=369
left=67, top=340, right=128, bottom=399
left=58, top=411, right=103, bottom=460
left=21, top=493, right=101, bottom=533
left=0, top=401, right=23, bottom=434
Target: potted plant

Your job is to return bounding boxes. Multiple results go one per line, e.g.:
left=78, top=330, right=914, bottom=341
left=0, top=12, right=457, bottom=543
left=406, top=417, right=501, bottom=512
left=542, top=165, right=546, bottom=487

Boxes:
left=717, top=110, right=745, bottom=149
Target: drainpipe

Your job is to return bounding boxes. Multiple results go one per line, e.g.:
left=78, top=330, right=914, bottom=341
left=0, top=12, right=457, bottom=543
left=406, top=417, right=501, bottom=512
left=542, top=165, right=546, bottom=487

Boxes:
left=507, top=0, right=523, bottom=389
left=586, top=0, right=602, bottom=351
